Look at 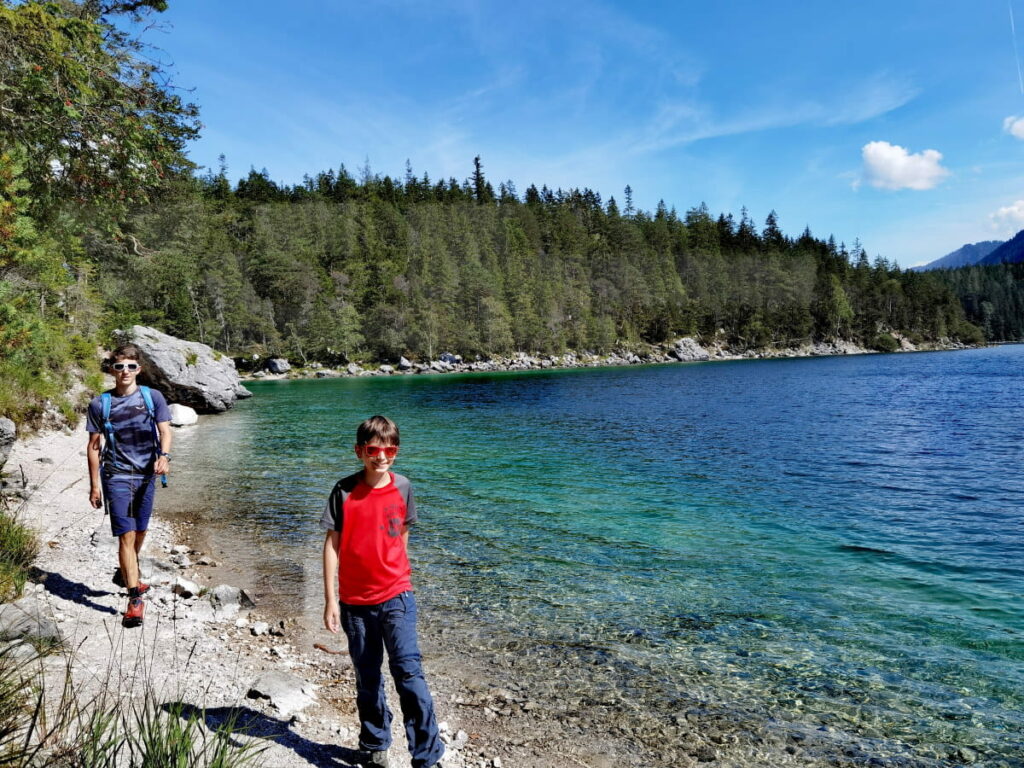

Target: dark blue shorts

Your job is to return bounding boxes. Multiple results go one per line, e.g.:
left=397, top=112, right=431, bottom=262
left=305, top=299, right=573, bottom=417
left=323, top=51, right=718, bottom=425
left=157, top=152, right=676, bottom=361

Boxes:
left=102, top=473, right=155, bottom=537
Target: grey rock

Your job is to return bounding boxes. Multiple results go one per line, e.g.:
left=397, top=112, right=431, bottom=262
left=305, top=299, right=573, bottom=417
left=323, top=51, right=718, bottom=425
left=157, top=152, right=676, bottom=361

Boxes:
left=314, top=370, right=337, bottom=378
left=670, top=338, right=711, bottom=362
left=251, top=621, right=270, bottom=636
left=0, top=597, right=63, bottom=645
left=168, top=403, right=198, bottom=427
left=251, top=370, right=267, bottom=379
left=0, top=417, right=14, bottom=471
left=209, top=584, right=256, bottom=620
left=266, top=358, right=291, bottom=374
left=378, top=365, right=394, bottom=374
left=0, top=639, right=37, bottom=662
left=170, top=545, right=190, bottom=554
left=172, top=577, right=201, bottom=599
left=247, top=670, right=317, bottom=716
left=347, top=362, right=363, bottom=375
left=121, top=325, right=251, bottom=413
left=397, top=356, right=413, bottom=371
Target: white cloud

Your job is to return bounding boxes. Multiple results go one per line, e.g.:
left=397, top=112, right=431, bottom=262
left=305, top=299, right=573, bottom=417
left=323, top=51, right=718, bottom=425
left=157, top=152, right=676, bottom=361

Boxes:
left=860, top=141, right=949, bottom=190
left=1003, top=115, right=1024, bottom=139
left=990, top=199, right=1024, bottom=233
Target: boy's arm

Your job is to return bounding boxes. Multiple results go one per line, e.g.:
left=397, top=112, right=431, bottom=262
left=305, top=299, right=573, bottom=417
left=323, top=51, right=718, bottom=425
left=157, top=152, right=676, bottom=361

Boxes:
left=322, top=531, right=341, bottom=633
left=154, top=420, right=172, bottom=476
left=87, top=432, right=103, bottom=508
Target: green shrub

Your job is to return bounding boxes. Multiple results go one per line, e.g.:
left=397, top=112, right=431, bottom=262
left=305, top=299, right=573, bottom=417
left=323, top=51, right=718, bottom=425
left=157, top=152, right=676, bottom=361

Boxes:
left=870, top=334, right=899, bottom=353
left=955, top=321, right=985, bottom=345
left=185, top=351, right=199, bottom=366
left=0, top=510, right=38, bottom=602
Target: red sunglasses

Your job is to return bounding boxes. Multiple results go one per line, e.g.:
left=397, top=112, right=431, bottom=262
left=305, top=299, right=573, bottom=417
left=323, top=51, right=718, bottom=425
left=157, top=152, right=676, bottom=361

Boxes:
left=359, top=444, right=399, bottom=458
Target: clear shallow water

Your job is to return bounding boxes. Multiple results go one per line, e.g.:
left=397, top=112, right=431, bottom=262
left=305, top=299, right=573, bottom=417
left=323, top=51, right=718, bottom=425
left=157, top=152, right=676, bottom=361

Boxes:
left=173, top=346, right=1024, bottom=765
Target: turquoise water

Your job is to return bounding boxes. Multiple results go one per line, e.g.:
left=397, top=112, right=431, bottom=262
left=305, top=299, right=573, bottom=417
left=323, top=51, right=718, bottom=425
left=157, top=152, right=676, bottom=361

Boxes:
left=173, top=346, right=1024, bottom=765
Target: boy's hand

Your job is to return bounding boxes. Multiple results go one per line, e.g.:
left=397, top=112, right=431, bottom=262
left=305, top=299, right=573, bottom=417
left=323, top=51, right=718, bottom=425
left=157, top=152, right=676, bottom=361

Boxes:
left=89, top=486, right=102, bottom=509
left=323, top=601, right=340, bottom=633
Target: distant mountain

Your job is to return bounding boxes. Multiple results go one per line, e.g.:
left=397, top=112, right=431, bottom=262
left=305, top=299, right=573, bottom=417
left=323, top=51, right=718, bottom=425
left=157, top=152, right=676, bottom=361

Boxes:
left=912, top=240, right=1004, bottom=271
left=977, top=229, right=1024, bottom=266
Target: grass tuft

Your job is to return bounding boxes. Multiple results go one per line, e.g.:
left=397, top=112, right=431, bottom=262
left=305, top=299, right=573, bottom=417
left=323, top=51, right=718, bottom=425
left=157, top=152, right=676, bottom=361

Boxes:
left=0, top=509, right=39, bottom=602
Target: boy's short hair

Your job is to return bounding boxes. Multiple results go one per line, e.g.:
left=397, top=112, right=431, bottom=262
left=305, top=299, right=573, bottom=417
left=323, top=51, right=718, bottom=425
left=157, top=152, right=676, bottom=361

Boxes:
left=356, top=415, right=400, bottom=446
left=110, top=344, right=142, bottom=361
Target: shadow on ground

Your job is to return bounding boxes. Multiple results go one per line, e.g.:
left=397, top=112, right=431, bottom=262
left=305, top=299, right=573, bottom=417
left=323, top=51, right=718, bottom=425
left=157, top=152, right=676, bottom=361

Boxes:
left=166, top=702, right=363, bottom=768
left=31, top=568, right=118, bottom=616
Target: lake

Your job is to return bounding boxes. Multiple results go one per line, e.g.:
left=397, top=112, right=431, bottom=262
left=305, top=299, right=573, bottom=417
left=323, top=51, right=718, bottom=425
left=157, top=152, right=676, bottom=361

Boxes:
left=170, top=345, right=1024, bottom=766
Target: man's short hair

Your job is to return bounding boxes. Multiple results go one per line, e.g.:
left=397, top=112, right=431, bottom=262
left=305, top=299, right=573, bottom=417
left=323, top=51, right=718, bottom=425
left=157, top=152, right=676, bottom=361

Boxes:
left=110, top=344, right=142, bottom=361
left=356, top=415, right=400, bottom=446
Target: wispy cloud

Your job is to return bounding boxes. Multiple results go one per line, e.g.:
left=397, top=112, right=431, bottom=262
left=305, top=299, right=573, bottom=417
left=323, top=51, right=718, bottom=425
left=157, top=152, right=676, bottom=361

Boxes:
left=627, top=72, right=916, bottom=155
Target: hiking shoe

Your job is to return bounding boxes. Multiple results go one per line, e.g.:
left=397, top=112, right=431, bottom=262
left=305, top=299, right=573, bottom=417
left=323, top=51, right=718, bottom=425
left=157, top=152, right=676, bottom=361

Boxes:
left=122, top=598, right=145, bottom=628
left=359, top=750, right=391, bottom=768
left=134, top=582, right=150, bottom=597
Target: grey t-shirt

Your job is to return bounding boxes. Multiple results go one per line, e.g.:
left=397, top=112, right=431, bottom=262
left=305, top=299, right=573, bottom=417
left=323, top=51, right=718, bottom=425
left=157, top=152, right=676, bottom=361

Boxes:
left=86, top=387, right=171, bottom=475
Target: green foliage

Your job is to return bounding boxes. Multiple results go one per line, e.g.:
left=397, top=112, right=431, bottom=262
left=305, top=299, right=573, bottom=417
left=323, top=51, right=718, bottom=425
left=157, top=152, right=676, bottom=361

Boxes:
left=0, top=0, right=200, bottom=226
left=870, top=333, right=899, bottom=353
left=100, top=164, right=974, bottom=363
left=0, top=509, right=39, bottom=602
left=931, top=263, right=1024, bottom=341
left=185, top=351, right=198, bottom=366
left=0, top=0, right=194, bottom=424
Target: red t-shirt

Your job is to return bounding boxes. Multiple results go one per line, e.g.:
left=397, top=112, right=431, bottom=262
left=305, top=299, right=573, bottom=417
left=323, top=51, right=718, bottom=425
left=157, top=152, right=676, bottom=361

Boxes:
left=321, top=472, right=416, bottom=605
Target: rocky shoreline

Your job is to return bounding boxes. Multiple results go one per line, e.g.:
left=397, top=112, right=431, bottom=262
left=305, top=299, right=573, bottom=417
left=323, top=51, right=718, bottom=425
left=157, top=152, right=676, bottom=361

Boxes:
left=242, top=335, right=972, bottom=383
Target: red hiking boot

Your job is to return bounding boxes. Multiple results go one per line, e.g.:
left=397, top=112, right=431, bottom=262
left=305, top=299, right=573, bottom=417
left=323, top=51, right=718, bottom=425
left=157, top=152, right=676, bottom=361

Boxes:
left=135, top=582, right=150, bottom=597
left=122, top=598, right=145, bottom=628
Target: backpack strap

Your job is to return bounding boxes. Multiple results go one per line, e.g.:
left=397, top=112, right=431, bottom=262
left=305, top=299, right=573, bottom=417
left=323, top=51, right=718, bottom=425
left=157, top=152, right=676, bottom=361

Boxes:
left=100, top=392, right=118, bottom=470
left=139, top=386, right=168, bottom=487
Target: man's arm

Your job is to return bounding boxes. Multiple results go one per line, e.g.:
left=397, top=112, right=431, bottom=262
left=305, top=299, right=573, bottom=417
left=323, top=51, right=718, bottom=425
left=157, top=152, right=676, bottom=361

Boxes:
left=87, top=432, right=103, bottom=508
left=322, top=531, right=340, bottom=632
left=154, top=421, right=172, bottom=476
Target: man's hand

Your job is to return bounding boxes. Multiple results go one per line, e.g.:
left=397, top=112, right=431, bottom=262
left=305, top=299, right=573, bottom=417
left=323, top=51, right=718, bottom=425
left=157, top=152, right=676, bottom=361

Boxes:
left=89, top=486, right=102, bottom=509
left=154, top=456, right=170, bottom=476
left=323, top=601, right=340, bottom=633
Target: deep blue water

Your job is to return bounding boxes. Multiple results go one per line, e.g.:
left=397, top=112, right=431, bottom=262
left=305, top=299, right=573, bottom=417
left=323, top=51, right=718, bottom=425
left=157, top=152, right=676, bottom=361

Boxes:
left=173, top=346, right=1024, bottom=764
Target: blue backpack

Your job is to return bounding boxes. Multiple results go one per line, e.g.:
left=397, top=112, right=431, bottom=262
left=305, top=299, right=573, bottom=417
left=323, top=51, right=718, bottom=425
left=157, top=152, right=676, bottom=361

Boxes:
left=100, top=385, right=167, bottom=487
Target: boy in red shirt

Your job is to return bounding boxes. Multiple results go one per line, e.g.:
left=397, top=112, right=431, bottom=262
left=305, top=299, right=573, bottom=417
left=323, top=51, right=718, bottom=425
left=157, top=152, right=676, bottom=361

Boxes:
left=321, top=415, right=445, bottom=768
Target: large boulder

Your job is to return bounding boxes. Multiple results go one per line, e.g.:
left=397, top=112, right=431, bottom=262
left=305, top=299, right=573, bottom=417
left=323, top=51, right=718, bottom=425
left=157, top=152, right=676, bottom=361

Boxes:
left=669, top=338, right=711, bottom=362
left=0, top=597, right=63, bottom=646
left=265, top=358, right=291, bottom=374
left=0, top=417, right=14, bottom=472
left=122, top=326, right=251, bottom=413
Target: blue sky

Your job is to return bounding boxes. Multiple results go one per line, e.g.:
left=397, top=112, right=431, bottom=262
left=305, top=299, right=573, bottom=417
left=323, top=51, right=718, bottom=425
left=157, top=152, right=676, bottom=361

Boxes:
left=151, top=0, right=1024, bottom=267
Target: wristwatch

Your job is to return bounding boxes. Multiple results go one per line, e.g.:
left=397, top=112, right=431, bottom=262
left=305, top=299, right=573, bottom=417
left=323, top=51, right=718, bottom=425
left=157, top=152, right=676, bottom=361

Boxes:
left=158, top=451, right=171, bottom=460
